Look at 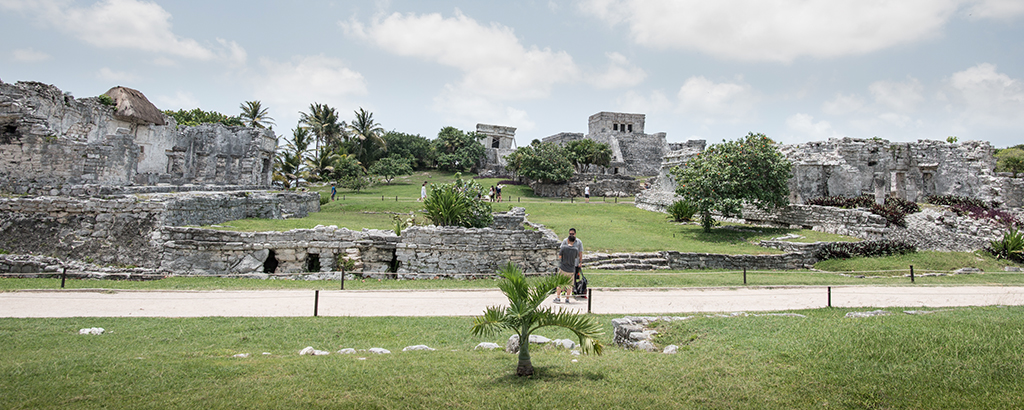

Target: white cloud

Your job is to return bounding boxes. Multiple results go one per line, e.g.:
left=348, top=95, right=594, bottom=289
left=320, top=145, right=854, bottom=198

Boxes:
left=869, top=78, right=925, bottom=113
left=822, top=93, right=866, bottom=115
left=580, top=0, right=962, bottom=62
left=1, top=0, right=243, bottom=62
left=154, top=90, right=200, bottom=111
left=786, top=113, right=839, bottom=139
left=252, top=54, right=368, bottom=129
left=676, top=76, right=756, bottom=121
left=96, top=67, right=138, bottom=82
left=587, top=52, right=646, bottom=89
left=616, top=90, right=673, bottom=114
left=964, top=0, right=1024, bottom=19
left=344, top=10, right=579, bottom=100
left=12, top=48, right=50, bottom=62
left=947, top=63, right=1024, bottom=127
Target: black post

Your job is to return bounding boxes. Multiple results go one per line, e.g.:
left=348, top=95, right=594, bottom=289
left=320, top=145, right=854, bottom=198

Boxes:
left=615, top=197, right=617, bottom=203
left=314, top=290, right=320, bottom=317
left=60, top=267, right=66, bottom=288
left=587, top=288, right=592, bottom=314
left=827, top=286, right=832, bottom=308
left=743, top=268, right=747, bottom=285
left=340, top=266, right=345, bottom=290
left=910, top=265, right=914, bottom=283
left=571, top=196, right=574, bottom=203
left=381, top=195, right=384, bottom=201
left=395, top=196, right=398, bottom=202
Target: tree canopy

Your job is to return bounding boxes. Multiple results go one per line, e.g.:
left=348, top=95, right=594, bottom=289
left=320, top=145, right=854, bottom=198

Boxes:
left=163, top=108, right=243, bottom=127
left=504, top=142, right=574, bottom=184
left=368, top=155, right=413, bottom=184
left=996, top=147, right=1024, bottom=177
left=432, top=126, right=485, bottom=172
left=565, top=139, right=612, bottom=173
left=671, top=133, right=793, bottom=232
left=239, top=100, right=274, bottom=128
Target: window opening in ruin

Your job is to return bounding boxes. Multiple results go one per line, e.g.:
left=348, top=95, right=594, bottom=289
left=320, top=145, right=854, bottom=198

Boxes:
left=492, top=138, right=500, bottom=148
left=306, top=253, right=320, bottom=272
left=628, top=124, right=633, bottom=132
left=263, top=250, right=279, bottom=273
left=613, top=124, right=618, bottom=131
left=614, top=167, right=619, bottom=174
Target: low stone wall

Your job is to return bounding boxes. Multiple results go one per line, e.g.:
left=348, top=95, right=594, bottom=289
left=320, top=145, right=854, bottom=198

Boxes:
left=156, top=226, right=398, bottom=276
left=0, top=191, right=319, bottom=267
left=395, top=208, right=560, bottom=277
left=530, top=174, right=643, bottom=198
left=584, top=250, right=818, bottom=270
left=740, top=204, right=889, bottom=239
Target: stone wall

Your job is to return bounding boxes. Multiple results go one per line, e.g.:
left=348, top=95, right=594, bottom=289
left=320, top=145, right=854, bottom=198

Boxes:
left=585, top=250, right=817, bottom=270
left=740, top=204, right=890, bottom=239
left=634, top=140, right=705, bottom=212
left=394, top=208, right=559, bottom=277
left=0, top=81, right=275, bottom=195
left=530, top=174, right=643, bottom=197
left=0, top=191, right=320, bottom=268
left=156, top=226, right=398, bottom=276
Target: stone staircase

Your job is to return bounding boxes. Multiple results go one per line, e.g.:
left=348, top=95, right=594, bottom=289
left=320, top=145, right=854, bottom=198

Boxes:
left=583, top=252, right=671, bottom=271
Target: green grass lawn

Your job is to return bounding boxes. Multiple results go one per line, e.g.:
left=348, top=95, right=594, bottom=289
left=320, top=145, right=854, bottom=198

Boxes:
left=2, top=306, right=1023, bottom=409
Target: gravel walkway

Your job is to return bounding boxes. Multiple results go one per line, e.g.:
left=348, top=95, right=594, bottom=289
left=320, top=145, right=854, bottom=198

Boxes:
left=3, top=286, right=1024, bottom=318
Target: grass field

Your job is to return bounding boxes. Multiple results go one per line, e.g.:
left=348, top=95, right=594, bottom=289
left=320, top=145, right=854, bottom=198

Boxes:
left=2, top=306, right=1023, bottom=409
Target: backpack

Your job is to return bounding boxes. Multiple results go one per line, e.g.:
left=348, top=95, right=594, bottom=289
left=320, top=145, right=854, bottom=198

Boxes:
left=573, top=271, right=588, bottom=297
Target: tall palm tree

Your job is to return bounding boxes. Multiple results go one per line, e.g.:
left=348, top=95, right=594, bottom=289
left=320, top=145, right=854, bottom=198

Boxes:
left=472, top=262, right=604, bottom=377
left=299, top=103, right=345, bottom=153
left=305, top=145, right=343, bottom=182
left=239, top=100, right=275, bottom=128
left=348, top=107, right=386, bottom=164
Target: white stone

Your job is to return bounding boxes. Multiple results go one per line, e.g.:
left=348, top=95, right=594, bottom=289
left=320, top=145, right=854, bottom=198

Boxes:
left=337, top=348, right=357, bottom=354
left=78, top=327, right=104, bottom=335
left=299, top=346, right=330, bottom=356
left=528, top=335, right=551, bottom=344
left=474, top=342, right=501, bottom=350
left=402, top=345, right=435, bottom=351
left=663, top=345, right=679, bottom=354
left=368, top=347, right=391, bottom=354
left=233, top=353, right=250, bottom=358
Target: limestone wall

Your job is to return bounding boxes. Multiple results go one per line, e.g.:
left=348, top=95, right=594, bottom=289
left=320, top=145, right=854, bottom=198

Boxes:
left=740, top=204, right=890, bottom=239
left=0, top=81, right=275, bottom=195
left=663, top=251, right=817, bottom=270
left=156, top=226, right=398, bottom=276
left=0, top=191, right=319, bottom=268
left=395, top=224, right=559, bottom=278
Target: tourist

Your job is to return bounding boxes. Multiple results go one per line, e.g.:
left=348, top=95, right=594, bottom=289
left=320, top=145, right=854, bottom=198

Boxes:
left=496, top=184, right=503, bottom=202
left=555, top=235, right=579, bottom=303
left=420, top=181, right=427, bottom=202
left=489, top=186, right=496, bottom=202
left=584, top=185, right=590, bottom=203
left=331, top=183, right=336, bottom=201
left=559, top=228, right=583, bottom=298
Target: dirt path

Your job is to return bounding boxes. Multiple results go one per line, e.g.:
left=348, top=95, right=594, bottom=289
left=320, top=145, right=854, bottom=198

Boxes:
left=3, top=286, right=1024, bottom=318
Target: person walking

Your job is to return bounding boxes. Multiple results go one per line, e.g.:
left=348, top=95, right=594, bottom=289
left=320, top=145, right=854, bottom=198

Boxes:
left=584, top=185, right=590, bottom=203
left=555, top=235, right=579, bottom=303
left=496, top=184, right=502, bottom=202
left=331, top=183, right=336, bottom=201
left=559, top=228, right=583, bottom=299
left=420, top=181, right=427, bottom=202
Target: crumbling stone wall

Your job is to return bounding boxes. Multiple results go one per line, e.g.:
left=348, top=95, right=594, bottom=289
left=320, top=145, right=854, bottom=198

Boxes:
left=530, top=174, right=643, bottom=197
left=0, top=192, right=319, bottom=268
left=156, top=226, right=398, bottom=276
left=0, top=81, right=275, bottom=195
left=394, top=208, right=560, bottom=277
left=740, top=204, right=890, bottom=239
left=542, top=112, right=670, bottom=177
left=476, top=123, right=517, bottom=176
left=634, top=140, right=705, bottom=212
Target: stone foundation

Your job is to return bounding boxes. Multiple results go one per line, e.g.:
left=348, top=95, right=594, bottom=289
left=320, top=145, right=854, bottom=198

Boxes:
left=530, top=174, right=643, bottom=198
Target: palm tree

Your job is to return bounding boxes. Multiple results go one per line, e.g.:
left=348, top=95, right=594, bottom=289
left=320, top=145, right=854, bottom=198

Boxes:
left=472, top=262, right=604, bottom=377
left=299, top=103, right=345, bottom=153
left=348, top=107, right=386, bottom=165
left=305, top=146, right=343, bottom=182
left=239, top=100, right=275, bottom=128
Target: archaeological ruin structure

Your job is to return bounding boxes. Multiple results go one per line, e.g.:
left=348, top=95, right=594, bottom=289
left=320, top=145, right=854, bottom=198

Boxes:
left=543, top=111, right=675, bottom=177
left=476, top=123, right=517, bottom=176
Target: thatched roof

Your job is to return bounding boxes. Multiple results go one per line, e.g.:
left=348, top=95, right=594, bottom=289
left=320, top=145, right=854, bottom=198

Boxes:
left=104, top=86, right=166, bottom=126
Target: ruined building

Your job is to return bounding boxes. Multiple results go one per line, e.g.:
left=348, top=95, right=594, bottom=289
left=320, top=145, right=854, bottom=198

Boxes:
left=543, top=111, right=671, bottom=176
left=475, top=123, right=516, bottom=175
left=0, top=81, right=275, bottom=195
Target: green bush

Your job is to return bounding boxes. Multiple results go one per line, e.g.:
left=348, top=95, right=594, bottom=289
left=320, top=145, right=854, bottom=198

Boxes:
left=424, top=173, right=493, bottom=228
left=816, top=240, right=916, bottom=260
left=808, top=195, right=919, bottom=227
left=318, top=193, right=329, bottom=206
left=989, top=228, right=1024, bottom=263
left=667, top=200, right=697, bottom=222
left=97, top=94, right=115, bottom=106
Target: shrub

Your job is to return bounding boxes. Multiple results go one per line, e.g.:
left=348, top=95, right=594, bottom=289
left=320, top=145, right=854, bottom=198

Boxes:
left=667, top=200, right=698, bottom=222
left=988, top=228, right=1024, bottom=263
left=97, top=94, right=115, bottom=106
left=925, top=195, right=993, bottom=209
left=318, top=193, right=329, bottom=206
left=928, top=195, right=1016, bottom=227
left=816, top=240, right=917, bottom=261
left=424, top=174, right=493, bottom=228
left=806, top=195, right=874, bottom=208
left=807, top=195, right=919, bottom=227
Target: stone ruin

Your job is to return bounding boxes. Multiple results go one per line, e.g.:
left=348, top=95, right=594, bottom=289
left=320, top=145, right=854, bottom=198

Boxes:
left=543, top=112, right=671, bottom=177
left=1, top=81, right=275, bottom=195
left=636, top=136, right=1024, bottom=252
left=476, top=123, right=516, bottom=177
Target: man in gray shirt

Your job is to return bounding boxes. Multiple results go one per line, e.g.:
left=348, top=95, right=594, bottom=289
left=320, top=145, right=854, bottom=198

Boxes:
left=555, top=235, right=579, bottom=303
left=560, top=228, right=583, bottom=271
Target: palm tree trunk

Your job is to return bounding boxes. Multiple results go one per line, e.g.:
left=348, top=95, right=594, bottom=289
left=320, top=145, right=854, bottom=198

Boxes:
left=516, top=326, right=533, bottom=376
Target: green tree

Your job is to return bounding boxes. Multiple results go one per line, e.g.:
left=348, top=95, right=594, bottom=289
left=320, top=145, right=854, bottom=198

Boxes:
left=565, top=139, right=612, bottom=173
left=383, top=131, right=434, bottom=170
left=273, top=127, right=312, bottom=188
left=299, top=103, right=346, bottom=153
left=504, top=142, right=573, bottom=184
left=368, top=155, right=413, bottom=184
left=330, top=154, right=364, bottom=181
left=996, top=148, right=1024, bottom=177
left=305, top=146, right=343, bottom=182
left=432, top=126, right=486, bottom=172
left=347, top=107, right=387, bottom=166
left=163, top=108, right=243, bottom=127
left=239, top=100, right=274, bottom=128
left=471, top=262, right=604, bottom=377
left=424, top=173, right=493, bottom=228
left=671, top=133, right=793, bottom=232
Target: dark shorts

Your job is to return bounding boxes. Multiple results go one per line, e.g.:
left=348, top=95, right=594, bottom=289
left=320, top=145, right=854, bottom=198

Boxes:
left=584, top=194, right=590, bottom=198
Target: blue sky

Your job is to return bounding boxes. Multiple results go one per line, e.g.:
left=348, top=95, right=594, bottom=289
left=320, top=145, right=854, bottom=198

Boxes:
left=2, top=0, right=1022, bottom=148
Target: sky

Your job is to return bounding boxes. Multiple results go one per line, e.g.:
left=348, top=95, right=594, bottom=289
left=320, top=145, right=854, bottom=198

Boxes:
left=2, top=0, right=1023, bottom=149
